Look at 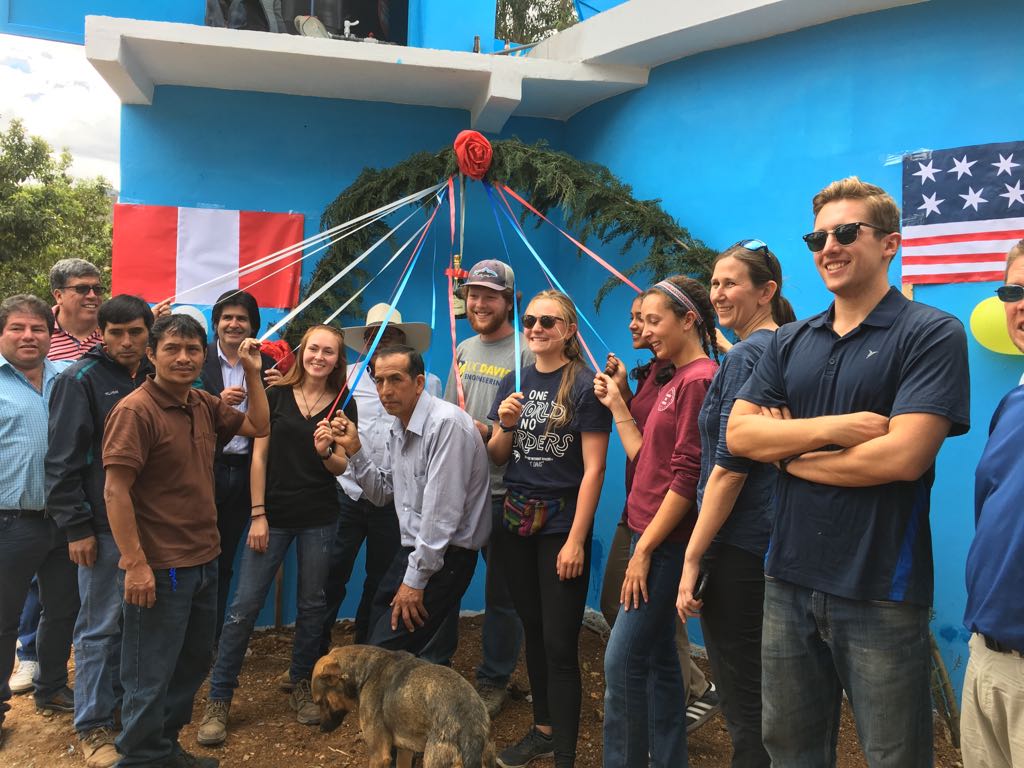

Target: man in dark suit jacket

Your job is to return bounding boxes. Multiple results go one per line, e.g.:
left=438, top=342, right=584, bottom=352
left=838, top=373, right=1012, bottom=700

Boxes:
left=198, top=290, right=279, bottom=641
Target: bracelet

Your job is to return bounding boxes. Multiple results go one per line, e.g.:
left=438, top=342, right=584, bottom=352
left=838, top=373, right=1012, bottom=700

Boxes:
left=615, top=417, right=636, bottom=425
left=499, top=423, right=516, bottom=433
left=251, top=504, right=265, bottom=509
left=250, top=512, right=266, bottom=520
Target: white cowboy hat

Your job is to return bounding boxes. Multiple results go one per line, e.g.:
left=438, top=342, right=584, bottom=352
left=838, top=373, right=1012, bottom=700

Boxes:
left=341, top=303, right=432, bottom=354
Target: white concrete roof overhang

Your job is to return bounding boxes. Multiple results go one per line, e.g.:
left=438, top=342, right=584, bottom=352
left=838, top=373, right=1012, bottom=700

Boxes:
left=86, top=0, right=923, bottom=133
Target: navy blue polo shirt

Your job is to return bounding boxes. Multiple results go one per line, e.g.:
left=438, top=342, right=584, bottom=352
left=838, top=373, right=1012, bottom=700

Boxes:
left=737, top=287, right=970, bottom=606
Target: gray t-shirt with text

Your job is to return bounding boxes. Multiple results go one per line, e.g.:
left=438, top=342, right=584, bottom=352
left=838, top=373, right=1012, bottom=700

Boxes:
left=444, top=332, right=534, bottom=496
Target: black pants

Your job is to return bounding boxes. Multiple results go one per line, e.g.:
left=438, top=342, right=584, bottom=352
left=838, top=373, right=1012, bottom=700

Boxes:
left=319, top=490, right=401, bottom=651
left=700, top=541, right=770, bottom=768
left=367, top=545, right=477, bottom=657
left=213, top=456, right=252, bottom=641
left=494, top=527, right=590, bottom=767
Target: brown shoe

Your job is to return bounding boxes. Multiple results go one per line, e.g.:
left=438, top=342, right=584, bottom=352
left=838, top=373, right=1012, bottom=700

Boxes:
left=197, top=699, right=230, bottom=746
left=81, top=727, right=119, bottom=768
left=289, top=679, right=320, bottom=725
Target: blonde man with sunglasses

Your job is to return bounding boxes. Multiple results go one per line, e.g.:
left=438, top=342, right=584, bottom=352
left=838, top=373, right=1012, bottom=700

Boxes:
left=727, top=177, right=970, bottom=767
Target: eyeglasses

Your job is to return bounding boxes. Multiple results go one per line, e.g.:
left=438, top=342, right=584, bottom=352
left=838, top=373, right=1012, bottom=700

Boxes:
left=801, top=222, right=891, bottom=253
left=733, top=239, right=775, bottom=274
left=996, top=284, right=1024, bottom=302
left=522, top=314, right=564, bottom=329
left=60, top=284, right=107, bottom=296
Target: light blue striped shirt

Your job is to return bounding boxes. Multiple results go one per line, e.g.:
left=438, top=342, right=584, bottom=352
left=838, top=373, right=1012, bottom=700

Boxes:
left=0, top=354, right=68, bottom=510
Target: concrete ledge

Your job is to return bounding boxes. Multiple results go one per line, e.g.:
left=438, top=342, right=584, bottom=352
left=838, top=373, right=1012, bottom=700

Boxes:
left=84, top=16, right=648, bottom=131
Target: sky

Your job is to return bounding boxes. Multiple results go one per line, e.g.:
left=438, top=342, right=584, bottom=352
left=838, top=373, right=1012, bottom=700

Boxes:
left=0, top=32, right=121, bottom=187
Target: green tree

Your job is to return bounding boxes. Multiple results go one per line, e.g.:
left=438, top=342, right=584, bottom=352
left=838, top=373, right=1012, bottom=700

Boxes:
left=496, top=0, right=578, bottom=45
left=0, top=118, right=114, bottom=300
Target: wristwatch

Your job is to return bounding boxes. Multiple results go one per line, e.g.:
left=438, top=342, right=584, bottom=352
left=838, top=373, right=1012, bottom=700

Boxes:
left=484, top=423, right=494, bottom=441
left=319, top=444, right=334, bottom=461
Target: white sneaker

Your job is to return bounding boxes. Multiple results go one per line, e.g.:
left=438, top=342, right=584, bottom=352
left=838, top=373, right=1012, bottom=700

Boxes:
left=10, top=659, right=38, bottom=694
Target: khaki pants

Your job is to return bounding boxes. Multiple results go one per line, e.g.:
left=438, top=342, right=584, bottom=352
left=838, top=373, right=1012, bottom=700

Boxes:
left=962, top=633, right=1024, bottom=768
left=600, top=522, right=708, bottom=704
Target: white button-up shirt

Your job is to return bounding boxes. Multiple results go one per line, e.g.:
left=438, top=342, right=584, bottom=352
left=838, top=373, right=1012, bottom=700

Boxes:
left=347, top=390, right=490, bottom=589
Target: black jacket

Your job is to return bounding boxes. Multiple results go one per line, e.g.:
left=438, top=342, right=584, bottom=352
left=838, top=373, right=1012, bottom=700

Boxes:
left=197, top=343, right=277, bottom=458
left=44, top=344, right=152, bottom=542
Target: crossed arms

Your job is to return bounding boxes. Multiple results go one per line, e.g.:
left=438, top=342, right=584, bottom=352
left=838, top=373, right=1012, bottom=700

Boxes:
left=726, top=401, right=952, bottom=486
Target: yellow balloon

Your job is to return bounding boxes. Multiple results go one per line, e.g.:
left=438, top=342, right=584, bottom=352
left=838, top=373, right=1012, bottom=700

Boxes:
left=970, top=296, right=1022, bottom=356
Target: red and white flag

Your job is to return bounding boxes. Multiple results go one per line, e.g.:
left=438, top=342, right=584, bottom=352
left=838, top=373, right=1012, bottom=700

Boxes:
left=112, top=204, right=305, bottom=307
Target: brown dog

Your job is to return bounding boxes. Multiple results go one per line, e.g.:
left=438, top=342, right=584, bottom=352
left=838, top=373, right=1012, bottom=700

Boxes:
left=312, top=645, right=496, bottom=768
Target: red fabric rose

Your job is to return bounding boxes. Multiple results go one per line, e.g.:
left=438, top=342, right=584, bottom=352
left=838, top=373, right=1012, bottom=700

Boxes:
left=260, top=339, right=295, bottom=374
left=453, top=130, right=493, bottom=181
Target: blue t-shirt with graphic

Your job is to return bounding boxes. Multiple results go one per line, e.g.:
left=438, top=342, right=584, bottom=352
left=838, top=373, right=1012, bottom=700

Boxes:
left=489, top=363, right=611, bottom=534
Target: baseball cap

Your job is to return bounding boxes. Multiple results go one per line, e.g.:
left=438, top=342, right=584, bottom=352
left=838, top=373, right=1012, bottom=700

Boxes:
left=462, top=260, right=514, bottom=292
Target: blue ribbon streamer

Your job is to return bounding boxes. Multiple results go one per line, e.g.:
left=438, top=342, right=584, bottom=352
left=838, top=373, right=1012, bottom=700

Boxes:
left=340, top=192, right=443, bottom=411
left=483, top=182, right=522, bottom=392
left=491, top=186, right=613, bottom=358
left=425, top=227, right=438, bottom=377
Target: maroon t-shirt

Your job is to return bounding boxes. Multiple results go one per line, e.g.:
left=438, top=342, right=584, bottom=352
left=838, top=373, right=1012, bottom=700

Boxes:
left=627, top=357, right=717, bottom=543
left=624, top=358, right=675, bottom=496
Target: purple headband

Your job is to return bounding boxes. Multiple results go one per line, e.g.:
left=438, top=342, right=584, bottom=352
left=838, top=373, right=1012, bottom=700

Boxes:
left=652, top=280, right=704, bottom=327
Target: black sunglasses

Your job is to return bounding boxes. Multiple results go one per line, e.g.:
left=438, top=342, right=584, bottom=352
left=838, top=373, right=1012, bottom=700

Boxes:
left=801, top=222, right=891, bottom=253
left=733, top=239, right=776, bottom=275
left=522, top=314, right=564, bottom=330
left=60, top=283, right=107, bottom=296
left=996, top=284, right=1024, bottom=302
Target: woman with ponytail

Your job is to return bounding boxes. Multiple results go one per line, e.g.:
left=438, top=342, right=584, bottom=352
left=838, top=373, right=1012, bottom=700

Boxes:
left=487, top=289, right=611, bottom=768
left=677, top=240, right=794, bottom=767
left=594, top=275, right=719, bottom=767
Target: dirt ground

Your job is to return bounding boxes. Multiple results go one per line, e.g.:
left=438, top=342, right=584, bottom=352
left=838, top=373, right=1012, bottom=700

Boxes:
left=3, top=615, right=963, bottom=767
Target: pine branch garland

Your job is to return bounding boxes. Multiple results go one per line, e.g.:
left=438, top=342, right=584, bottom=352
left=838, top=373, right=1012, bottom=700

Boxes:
left=295, top=138, right=714, bottom=344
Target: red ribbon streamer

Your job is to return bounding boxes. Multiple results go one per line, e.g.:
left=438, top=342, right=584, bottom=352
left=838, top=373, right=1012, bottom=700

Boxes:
left=502, top=184, right=642, bottom=294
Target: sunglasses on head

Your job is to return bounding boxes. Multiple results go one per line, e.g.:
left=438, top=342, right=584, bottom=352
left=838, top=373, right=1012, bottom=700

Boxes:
left=996, top=284, right=1024, bottom=302
left=801, top=222, right=891, bottom=253
left=733, top=239, right=775, bottom=273
left=522, top=314, right=564, bottom=330
left=60, top=283, right=106, bottom=296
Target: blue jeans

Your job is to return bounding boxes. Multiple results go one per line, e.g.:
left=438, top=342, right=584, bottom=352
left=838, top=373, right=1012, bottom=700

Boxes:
left=603, top=535, right=687, bottom=768
left=761, top=578, right=933, bottom=768
left=73, top=531, right=124, bottom=733
left=17, top=579, right=41, bottom=661
left=213, top=458, right=254, bottom=639
left=0, top=512, right=78, bottom=724
left=117, top=560, right=218, bottom=766
left=319, top=490, right=401, bottom=649
left=428, top=497, right=524, bottom=679
left=209, top=522, right=336, bottom=700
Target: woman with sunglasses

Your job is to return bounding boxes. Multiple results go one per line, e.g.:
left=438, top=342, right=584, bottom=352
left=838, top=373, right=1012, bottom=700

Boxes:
left=487, top=290, right=611, bottom=768
left=677, top=241, right=795, bottom=768
left=594, top=275, right=719, bottom=767
left=200, top=325, right=356, bottom=745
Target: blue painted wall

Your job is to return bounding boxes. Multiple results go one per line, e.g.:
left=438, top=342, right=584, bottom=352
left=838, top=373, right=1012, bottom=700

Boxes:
left=407, top=0, right=496, bottom=51
left=563, top=0, right=1024, bottom=691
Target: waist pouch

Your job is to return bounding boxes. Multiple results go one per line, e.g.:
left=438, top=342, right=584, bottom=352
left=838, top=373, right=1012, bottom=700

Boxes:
left=502, top=491, right=565, bottom=537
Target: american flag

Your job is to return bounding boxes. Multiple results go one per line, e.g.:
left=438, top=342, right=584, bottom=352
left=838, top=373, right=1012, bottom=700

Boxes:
left=901, top=140, right=1024, bottom=284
